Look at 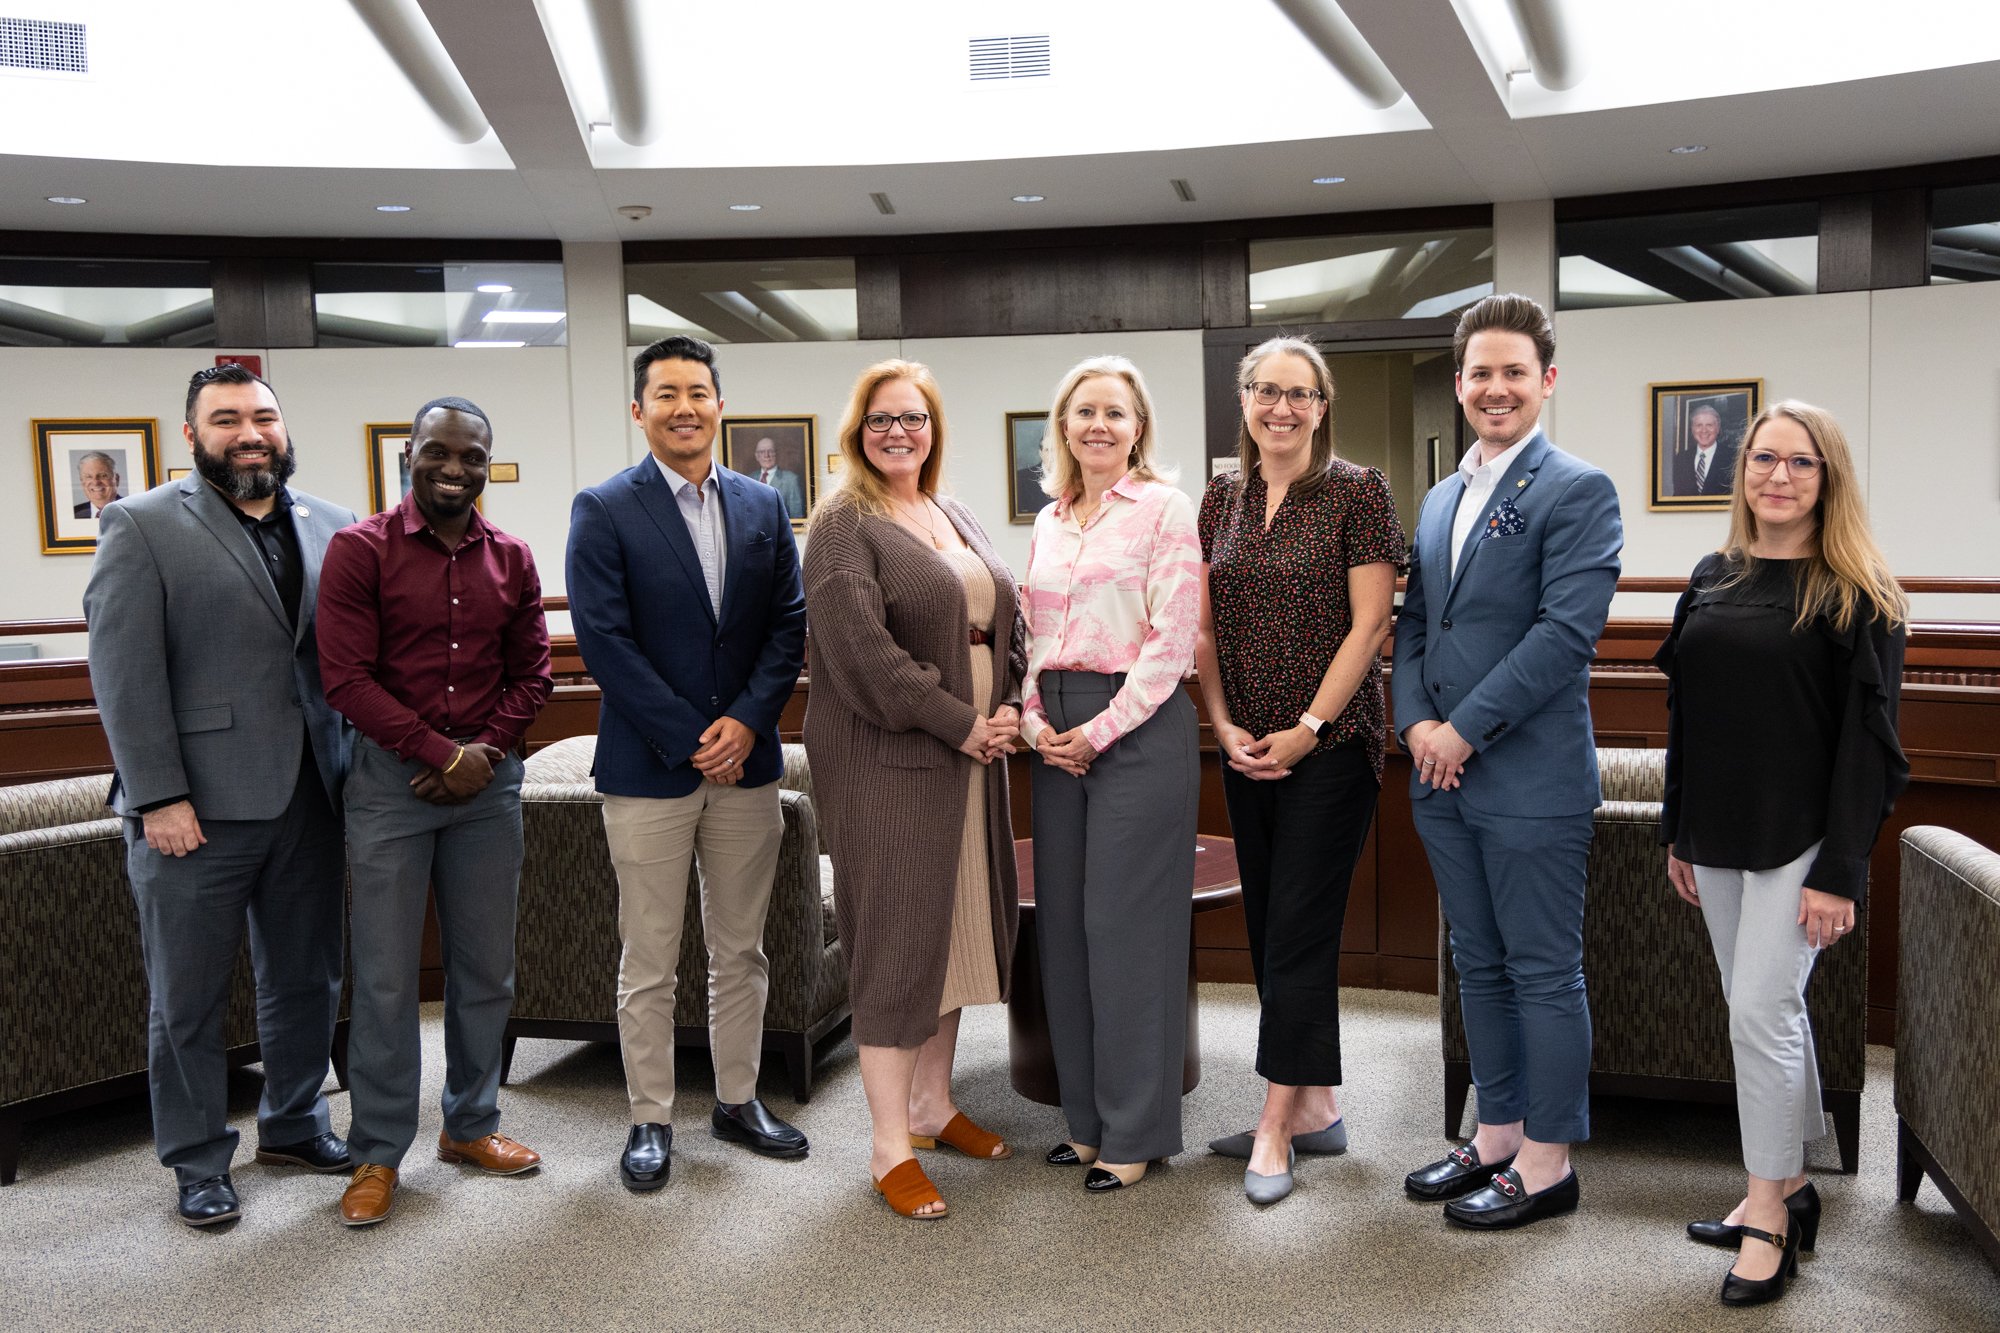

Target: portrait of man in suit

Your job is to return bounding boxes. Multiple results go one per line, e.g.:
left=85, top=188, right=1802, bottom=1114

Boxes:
left=566, top=335, right=809, bottom=1192
left=1393, top=294, right=1622, bottom=1232
left=721, top=419, right=814, bottom=525
left=72, top=449, right=124, bottom=518
left=84, top=364, right=358, bottom=1227
left=1669, top=403, right=1739, bottom=498
left=1653, top=383, right=1758, bottom=507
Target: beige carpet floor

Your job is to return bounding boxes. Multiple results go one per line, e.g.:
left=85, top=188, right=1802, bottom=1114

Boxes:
left=3, top=985, right=1995, bottom=1332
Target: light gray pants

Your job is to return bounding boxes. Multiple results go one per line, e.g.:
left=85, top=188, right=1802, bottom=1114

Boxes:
left=1694, top=840, right=1831, bottom=1180
left=1031, top=672, right=1199, bottom=1164
left=344, top=737, right=525, bottom=1167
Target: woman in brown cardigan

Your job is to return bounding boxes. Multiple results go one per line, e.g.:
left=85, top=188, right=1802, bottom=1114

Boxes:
left=803, top=359, right=1027, bottom=1219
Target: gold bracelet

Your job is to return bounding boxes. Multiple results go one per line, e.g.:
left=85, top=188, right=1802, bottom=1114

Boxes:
left=443, top=745, right=465, bottom=774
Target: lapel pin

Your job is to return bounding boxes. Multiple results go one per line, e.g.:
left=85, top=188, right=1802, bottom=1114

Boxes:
left=293, top=504, right=311, bottom=518
left=1516, top=479, right=1527, bottom=488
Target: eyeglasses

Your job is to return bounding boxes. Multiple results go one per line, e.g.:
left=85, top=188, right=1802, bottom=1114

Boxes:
left=1745, top=450, right=1823, bottom=479
left=862, top=411, right=930, bottom=434
left=1244, top=382, right=1324, bottom=409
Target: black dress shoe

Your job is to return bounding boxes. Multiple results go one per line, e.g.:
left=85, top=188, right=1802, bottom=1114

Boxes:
left=711, top=1098, right=808, bottom=1159
left=1443, top=1167, right=1579, bottom=1229
left=1405, top=1143, right=1517, bottom=1201
left=254, top=1131, right=352, bottom=1173
left=1688, top=1180, right=1820, bottom=1251
left=1719, top=1214, right=1801, bottom=1307
left=1046, top=1143, right=1085, bottom=1166
left=620, top=1123, right=671, bottom=1192
left=176, top=1174, right=240, bottom=1228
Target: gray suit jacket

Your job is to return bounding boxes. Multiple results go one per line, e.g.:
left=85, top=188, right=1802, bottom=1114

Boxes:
left=85, top=475, right=357, bottom=820
left=1391, top=432, right=1623, bottom=819
left=757, top=466, right=806, bottom=520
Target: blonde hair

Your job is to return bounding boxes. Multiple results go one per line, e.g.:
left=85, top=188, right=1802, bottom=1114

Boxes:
left=1720, top=399, right=1906, bottom=633
left=1233, top=335, right=1339, bottom=499
left=813, top=359, right=948, bottom=522
left=1039, top=355, right=1177, bottom=502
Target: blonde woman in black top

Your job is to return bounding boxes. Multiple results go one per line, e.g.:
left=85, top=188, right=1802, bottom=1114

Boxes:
left=1656, top=401, right=1908, bottom=1307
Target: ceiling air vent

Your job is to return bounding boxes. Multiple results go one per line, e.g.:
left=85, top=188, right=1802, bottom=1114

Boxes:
left=0, top=17, right=87, bottom=74
left=970, top=35, right=1050, bottom=81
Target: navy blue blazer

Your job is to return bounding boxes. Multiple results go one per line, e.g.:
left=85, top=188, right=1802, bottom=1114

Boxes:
left=566, top=459, right=806, bottom=799
left=1391, top=432, right=1622, bottom=819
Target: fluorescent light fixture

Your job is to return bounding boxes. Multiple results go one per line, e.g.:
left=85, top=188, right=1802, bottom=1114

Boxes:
left=375, top=203, right=413, bottom=212
left=453, top=339, right=527, bottom=348
left=481, top=310, right=565, bottom=324
left=1248, top=303, right=1268, bottom=311
left=728, top=203, right=762, bottom=212
left=1669, top=144, right=1707, bottom=154
left=476, top=283, right=513, bottom=294
left=45, top=195, right=86, bottom=205
left=1012, top=194, right=1045, bottom=203
left=1312, top=176, right=1347, bottom=185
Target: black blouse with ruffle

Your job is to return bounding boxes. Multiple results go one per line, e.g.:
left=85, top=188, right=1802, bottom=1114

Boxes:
left=1654, top=552, right=1908, bottom=907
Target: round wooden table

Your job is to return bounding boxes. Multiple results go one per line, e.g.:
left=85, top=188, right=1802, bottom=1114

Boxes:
left=1006, top=835, right=1242, bottom=1106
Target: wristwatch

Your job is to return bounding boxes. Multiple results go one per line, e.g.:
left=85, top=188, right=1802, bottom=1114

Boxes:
left=1299, top=712, right=1326, bottom=734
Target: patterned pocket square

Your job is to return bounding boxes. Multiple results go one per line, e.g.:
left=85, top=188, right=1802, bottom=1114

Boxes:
left=1482, top=498, right=1527, bottom=539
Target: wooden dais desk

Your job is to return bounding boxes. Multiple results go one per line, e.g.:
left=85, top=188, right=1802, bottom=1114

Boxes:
left=1006, top=836, right=1243, bottom=1106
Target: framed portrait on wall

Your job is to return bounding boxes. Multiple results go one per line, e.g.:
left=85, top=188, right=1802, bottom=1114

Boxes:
left=1007, top=411, right=1049, bottom=524
left=33, top=418, right=160, bottom=554
left=721, top=416, right=816, bottom=529
left=1649, top=379, right=1762, bottom=511
left=366, top=423, right=413, bottom=514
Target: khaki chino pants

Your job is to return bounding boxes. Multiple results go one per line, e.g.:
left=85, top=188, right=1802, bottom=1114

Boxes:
left=602, top=780, right=782, bottom=1122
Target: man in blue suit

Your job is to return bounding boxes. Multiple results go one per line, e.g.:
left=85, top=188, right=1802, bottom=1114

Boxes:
left=1393, top=295, right=1622, bottom=1229
left=566, top=336, right=808, bottom=1191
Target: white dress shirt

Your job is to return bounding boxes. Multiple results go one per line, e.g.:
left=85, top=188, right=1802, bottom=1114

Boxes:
left=655, top=456, right=727, bottom=613
left=1449, top=432, right=1536, bottom=579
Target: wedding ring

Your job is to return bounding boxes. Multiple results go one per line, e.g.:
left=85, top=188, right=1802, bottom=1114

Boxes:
left=1422, top=758, right=1437, bottom=766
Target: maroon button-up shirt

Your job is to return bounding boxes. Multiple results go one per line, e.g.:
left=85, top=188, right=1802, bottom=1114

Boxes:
left=318, top=493, right=552, bottom=771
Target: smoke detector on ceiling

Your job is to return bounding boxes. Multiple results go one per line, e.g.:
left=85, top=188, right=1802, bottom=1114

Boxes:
left=615, top=205, right=654, bottom=221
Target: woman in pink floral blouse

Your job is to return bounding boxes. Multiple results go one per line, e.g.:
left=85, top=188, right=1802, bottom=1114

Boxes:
left=1021, top=354, right=1203, bottom=1193
left=1195, top=335, right=1406, bottom=1206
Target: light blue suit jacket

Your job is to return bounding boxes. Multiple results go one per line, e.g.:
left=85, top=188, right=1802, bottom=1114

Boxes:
left=1391, top=432, right=1622, bottom=818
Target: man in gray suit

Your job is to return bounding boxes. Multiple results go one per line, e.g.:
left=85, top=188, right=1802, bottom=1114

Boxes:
left=1393, top=295, right=1622, bottom=1230
left=750, top=436, right=806, bottom=520
left=85, top=364, right=357, bottom=1227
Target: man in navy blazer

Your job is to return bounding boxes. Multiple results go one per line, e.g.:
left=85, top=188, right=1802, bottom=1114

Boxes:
left=1392, top=295, right=1622, bottom=1230
left=566, top=336, right=808, bottom=1191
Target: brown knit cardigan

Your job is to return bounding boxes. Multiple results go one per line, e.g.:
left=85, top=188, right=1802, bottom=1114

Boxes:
left=802, top=491, right=1027, bottom=1049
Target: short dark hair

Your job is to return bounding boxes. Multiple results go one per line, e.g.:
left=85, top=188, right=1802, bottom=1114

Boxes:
left=184, top=363, right=278, bottom=425
left=633, top=335, right=720, bottom=402
left=412, top=395, right=492, bottom=440
left=1452, top=293, right=1556, bottom=374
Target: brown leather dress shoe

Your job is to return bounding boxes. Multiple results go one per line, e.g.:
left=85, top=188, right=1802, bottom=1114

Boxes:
left=437, top=1131, right=542, bottom=1175
left=339, top=1164, right=397, bottom=1228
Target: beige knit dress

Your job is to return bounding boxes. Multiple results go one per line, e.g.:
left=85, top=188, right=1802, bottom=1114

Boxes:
left=935, top=547, right=1001, bottom=1013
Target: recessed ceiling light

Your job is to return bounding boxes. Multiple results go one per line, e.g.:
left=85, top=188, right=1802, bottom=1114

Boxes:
left=1012, top=194, right=1045, bottom=204
left=453, top=339, right=527, bottom=349
left=728, top=203, right=762, bottom=212
left=45, top=195, right=86, bottom=205
left=482, top=310, right=565, bottom=324
left=1312, top=176, right=1346, bottom=186
left=375, top=203, right=413, bottom=212
left=1669, top=144, right=1707, bottom=154
left=1248, top=303, right=1268, bottom=311
left=476, top=283, right=513, bottom=294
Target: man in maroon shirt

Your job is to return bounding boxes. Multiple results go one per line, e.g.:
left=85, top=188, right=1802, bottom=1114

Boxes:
left=316, top=396, right=553, bottom=1228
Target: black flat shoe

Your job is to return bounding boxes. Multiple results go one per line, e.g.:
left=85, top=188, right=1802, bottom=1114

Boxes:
left=176, top=1174, right=240, bottom=1228
left=1083, top=1161, right=1150, bottom=1192
left=620, top=1122, right=671, bottom=1191
left=254, top=1131, right=351, bottom=1173
left=1443, top=1167, right=1579, bottom=1229
left=1405, top=1144, right=1517, bottom=1202
left=1719, top=1215, right=1801, bottom=1307
left=1688, top=1180, right=1820, bottom=1251
left=711, top=1098, right=808, bottom=1159
left=1045, top=1143, right=1091, bottom=1166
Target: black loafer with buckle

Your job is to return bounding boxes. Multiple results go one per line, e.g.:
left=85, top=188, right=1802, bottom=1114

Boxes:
left=1443, top=1166, right=1579, bottom=1229
left=1405, top=1144, right=1516, bottom=1202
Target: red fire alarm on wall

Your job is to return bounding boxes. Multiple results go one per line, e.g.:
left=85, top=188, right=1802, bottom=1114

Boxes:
left=214, top=354, right=263, bottom=377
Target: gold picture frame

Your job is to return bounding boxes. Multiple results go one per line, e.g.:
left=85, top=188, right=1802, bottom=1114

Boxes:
left=1006, top=411, right=1049, bottom=524
left=33, top=418, right=161, bottom=554
left=1649, top=379, right=1763, bottom=512
left=721, top=416, right=817, bottom=530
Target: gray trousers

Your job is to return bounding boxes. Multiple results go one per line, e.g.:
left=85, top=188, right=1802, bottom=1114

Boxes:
left=1694, top=840, right=1831, bottom=1180
left=124, top=753, right=344, bottom=1185
left=344, top=738, right=524, bottom=1167
left=1031, top=671, right=1199, bottom=1163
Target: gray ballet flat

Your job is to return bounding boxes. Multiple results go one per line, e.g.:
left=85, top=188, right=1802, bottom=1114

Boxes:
left=1208, top=1119, right=1348, bottom=1159
left=1244, top=1147, right=1296, bottom=1206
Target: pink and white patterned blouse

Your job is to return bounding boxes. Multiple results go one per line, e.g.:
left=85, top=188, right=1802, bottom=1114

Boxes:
left=1021, top=473, right=1202, bottom=754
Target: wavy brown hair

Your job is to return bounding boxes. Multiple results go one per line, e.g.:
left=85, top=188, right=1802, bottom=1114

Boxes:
left=1720, top=400, right=1905, bottom=633
left=812, top=359, right=948, bottom=523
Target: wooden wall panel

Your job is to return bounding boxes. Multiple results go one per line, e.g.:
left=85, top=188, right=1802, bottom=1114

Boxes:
left=895, top=244, right=1203, bottom=339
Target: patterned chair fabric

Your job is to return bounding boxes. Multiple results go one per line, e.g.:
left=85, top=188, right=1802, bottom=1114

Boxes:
left=513, top=740, right=849, bottom=1099
left=0, top=775, right=265, bottom=1184
left=1896, top=826, right=2000, bottom=1263
left=1438, top=747, right=1867, bottom=1170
